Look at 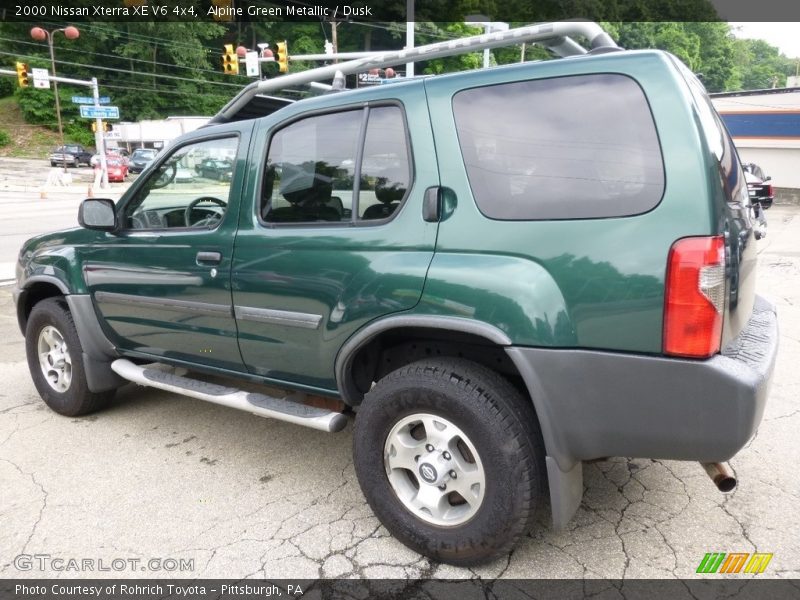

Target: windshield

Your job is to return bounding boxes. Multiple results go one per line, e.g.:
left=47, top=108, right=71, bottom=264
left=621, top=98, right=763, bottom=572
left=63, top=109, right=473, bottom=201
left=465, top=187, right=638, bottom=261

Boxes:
left=132, top=149, right=157, bottom=160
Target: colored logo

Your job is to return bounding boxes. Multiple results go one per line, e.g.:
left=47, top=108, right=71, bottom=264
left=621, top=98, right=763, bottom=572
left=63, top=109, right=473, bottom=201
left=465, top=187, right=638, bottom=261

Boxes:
left=696, top=552, right=773, bottom=574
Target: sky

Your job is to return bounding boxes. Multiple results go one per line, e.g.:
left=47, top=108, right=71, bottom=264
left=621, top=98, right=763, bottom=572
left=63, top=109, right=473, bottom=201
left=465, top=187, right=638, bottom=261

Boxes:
left=729, top=22, right=800, bottom=60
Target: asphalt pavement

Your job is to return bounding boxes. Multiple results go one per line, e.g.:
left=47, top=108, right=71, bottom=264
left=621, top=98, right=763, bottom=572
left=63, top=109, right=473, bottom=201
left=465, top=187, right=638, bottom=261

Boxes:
left=0, top=192, right=798, bottom=579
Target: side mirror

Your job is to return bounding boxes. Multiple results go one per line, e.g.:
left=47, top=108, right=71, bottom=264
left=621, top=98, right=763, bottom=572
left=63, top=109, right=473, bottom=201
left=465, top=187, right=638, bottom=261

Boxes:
left=78, top=198, right=117, bottom=231
left=764, top=176, right=772, bottom=182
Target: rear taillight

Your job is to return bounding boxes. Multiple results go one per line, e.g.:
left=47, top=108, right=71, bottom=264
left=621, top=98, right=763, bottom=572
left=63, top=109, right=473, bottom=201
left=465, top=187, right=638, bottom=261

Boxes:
left=766, top=184, right=774, bottom=198
left=663, top=236, right=725, bottom=358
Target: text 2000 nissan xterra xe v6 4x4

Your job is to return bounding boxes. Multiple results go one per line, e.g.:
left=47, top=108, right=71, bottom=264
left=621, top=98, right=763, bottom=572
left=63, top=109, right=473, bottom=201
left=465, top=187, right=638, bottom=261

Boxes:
left=14, top=22, right=778, bottom=565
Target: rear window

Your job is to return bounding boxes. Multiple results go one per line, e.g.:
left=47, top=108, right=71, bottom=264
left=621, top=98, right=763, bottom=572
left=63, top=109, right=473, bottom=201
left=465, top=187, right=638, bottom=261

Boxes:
left=453, top=73, right=665, bottom=220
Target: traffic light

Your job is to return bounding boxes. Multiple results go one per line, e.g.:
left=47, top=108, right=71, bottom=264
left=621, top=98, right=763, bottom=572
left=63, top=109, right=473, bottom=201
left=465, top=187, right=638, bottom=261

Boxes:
left=276, top=41, right=289, bottom=74
left=15, top=62, right=29, bottom=88
left=222, top=44, right=239, bottom=75
left=103, top=121, right=109, bottom=132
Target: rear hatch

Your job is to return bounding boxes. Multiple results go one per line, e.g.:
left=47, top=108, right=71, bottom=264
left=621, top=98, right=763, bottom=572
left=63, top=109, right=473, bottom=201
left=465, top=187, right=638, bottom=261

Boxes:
left=673, top=59, right=758, bottom=348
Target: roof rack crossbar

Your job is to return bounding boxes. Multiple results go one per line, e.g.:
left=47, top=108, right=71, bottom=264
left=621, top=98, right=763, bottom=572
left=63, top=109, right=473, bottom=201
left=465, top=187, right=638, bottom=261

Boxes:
left=212, top=21, right=617, bottom=124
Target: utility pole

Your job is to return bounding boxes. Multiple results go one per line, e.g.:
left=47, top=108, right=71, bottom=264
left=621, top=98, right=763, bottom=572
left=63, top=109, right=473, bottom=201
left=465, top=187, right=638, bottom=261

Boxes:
left=91, top=77, right=108, bottom=188
left=331, top=20, right=339, bottom=63
left=406, top=0, right=414, bottom=77
left=31, top=26, right=80, bottom=171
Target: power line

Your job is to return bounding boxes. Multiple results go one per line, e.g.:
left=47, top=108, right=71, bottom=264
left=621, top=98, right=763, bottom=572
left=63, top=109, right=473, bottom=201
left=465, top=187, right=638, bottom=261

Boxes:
left=100, top=82, right=231, bottom=100
left=0, top=49, right=243, bottom=89
left=0, top=36, right=227, bottom=79
left=33, top=20, right=224, bottom=55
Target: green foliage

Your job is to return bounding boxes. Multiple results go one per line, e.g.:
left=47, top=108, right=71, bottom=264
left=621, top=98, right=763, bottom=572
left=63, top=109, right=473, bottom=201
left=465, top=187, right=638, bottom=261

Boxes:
left=609, top=22, right=797, bottom=92
left=730, top=38, right=796, bottom=90
left=0, top=77, right=14, bottom=99
left=421, top=23, right=485, bottom=75
left=14, top=75, right=89, bottom=129
left=0, top=129, right=10, bottom=147
left=610, top=22, right=737, bottom=91
left=64, top=122, right=95, bottom=147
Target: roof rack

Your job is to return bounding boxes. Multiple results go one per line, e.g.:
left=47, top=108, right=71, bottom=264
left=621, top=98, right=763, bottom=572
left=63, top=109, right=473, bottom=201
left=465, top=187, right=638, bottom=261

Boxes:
left=209, top=20, right=617, bottom=125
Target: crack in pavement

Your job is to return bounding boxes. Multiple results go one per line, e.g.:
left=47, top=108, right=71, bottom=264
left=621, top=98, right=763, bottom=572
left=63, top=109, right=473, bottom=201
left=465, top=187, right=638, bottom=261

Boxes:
left=0, top=457, right=48, bottom=558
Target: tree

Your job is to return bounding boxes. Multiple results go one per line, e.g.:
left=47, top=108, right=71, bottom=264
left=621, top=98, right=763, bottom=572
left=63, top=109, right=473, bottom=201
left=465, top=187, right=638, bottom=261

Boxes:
left=610, top=22, right=736, bottom=92
left=730, top=38, right=796, bottom=90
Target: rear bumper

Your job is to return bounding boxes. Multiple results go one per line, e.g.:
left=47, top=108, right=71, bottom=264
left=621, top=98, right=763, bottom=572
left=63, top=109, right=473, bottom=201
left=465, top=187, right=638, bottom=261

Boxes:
left=507, top=295, right=778, bottom=471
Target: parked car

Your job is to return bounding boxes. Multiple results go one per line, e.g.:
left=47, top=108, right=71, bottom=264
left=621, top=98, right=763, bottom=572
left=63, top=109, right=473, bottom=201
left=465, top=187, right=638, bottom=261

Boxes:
left=128, top=148, right=159, bottom=173
left=743, top=162, right=774, bottom=209
left=174, top=166, right=195, bottom=183
left=195, top=158, right=233, bottom=181
left=13, top=22, right=778, bottom=567
left=105, top=158, right=128, bottom=183
left=90, top=153, right=129, bottom=168
left=49, top=144, right=92, bottom=168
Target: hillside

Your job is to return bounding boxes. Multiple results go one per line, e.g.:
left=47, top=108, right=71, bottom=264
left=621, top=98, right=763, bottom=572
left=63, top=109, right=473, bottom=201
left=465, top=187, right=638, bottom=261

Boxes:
left=0, top=97, right=68, bottom=159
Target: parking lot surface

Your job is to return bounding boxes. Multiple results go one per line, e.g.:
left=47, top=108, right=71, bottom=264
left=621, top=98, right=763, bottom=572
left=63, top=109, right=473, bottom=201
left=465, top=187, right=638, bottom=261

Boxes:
left=1, top=204, right=798, bottom=580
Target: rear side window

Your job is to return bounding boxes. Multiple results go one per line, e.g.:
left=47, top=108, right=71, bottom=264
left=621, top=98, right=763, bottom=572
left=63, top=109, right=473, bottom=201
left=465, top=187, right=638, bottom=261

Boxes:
left=261, top=105, right=411, bottom=224
left=453, top=74, right=665, bottom=220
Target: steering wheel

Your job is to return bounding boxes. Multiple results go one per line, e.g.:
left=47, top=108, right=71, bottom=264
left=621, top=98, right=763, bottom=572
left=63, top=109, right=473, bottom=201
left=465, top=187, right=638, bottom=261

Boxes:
left=185, top=196, right=227, bottom=227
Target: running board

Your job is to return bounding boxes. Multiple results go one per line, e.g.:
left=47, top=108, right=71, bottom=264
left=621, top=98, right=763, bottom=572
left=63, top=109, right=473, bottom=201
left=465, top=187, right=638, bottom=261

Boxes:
left=110, top=359, right=348, bottom=433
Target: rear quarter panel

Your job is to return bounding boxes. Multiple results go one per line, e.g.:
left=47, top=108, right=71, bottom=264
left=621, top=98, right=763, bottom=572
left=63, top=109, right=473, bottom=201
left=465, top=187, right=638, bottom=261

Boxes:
left=421, top=51, right=718, bottom=353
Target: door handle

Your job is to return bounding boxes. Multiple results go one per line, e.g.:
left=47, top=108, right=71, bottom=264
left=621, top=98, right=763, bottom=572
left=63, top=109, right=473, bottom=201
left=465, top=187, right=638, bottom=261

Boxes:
left=423, top=186, right=441, bottom=222
left=196, top=251, right=222, bottom=265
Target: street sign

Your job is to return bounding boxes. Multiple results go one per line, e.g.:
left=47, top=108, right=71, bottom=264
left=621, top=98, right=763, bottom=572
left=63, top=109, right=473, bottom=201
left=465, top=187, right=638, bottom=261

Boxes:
left=245, top=51, right=259, bottom=77
left=31, top=68, right=49, bottom=89
left=72, top=96, right=111, bottom=105
left=79, top=105, right=120, bottom=119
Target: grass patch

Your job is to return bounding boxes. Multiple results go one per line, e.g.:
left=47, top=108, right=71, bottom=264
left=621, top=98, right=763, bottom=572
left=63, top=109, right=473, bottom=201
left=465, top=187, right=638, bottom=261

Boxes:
left=0, top=96, right=91, bottom=158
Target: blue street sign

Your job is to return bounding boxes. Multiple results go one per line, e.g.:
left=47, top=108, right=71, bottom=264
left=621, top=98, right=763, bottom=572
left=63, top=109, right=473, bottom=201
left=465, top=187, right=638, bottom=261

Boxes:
left=72, top=96, right=111, bottom=105
left=79, top=105, right=120, bottom=119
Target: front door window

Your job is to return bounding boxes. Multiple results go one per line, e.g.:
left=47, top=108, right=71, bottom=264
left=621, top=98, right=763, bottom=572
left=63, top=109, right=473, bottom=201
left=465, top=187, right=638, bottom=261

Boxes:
left=123, top=137, right=239, bottom=230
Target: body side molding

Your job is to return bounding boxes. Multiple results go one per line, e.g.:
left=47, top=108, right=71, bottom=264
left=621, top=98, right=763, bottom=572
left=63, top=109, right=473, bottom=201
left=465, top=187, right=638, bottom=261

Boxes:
left=94, top=291, right=232, bottom=317
left=234, top=305, right=322, bottom=330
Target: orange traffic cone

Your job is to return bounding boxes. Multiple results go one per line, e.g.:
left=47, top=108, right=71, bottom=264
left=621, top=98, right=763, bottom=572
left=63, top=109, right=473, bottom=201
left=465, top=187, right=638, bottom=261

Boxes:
left=40, top=189, right=47, bottom=199
left=87, top=184, right=94, bottom=198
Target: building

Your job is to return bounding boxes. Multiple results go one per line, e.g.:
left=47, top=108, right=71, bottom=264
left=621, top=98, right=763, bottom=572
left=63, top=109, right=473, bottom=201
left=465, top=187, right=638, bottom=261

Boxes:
left=711, top=87, right=800, bottom=189
left=106, top=116, right=210, bottom=154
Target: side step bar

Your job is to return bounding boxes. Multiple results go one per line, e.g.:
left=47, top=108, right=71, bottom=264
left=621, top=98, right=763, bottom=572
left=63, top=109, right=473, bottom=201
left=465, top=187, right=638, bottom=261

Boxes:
left=110, top=359, right=348, bottom=433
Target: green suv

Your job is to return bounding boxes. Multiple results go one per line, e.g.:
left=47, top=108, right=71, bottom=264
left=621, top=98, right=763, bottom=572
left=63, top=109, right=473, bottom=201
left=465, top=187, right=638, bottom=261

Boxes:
left=13, top=22, right=778, bottom=565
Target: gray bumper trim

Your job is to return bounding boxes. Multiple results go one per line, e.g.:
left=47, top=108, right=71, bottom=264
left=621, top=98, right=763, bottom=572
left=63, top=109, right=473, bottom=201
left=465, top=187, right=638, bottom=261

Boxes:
left=507, top=295, right=778, bottom=473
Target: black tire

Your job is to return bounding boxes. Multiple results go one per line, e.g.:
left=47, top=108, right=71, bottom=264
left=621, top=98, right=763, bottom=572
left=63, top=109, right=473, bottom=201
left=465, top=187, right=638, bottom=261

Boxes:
left=353, top=358, right=546, bottom=566
left=25, top=298, right=114, bottom=417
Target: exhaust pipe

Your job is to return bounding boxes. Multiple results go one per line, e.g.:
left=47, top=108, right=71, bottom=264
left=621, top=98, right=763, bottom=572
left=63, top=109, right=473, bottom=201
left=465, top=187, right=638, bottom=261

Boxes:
left=701, top=462, right=737, bottom=492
